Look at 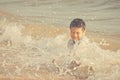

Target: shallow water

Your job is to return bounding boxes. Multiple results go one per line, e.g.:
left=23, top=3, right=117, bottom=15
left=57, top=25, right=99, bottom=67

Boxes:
left=0, top=0, right=120, bottom=80
left=0, top=0, right=120, bottom=34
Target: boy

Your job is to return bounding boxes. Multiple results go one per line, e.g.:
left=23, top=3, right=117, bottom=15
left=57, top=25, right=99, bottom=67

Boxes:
left=52, top=18, right=94, bottom=78
left=67, top=18, right=86, bottom=50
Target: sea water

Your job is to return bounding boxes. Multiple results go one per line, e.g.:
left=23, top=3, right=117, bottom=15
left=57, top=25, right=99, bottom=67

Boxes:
left=0, top=0, right=120, bottom=80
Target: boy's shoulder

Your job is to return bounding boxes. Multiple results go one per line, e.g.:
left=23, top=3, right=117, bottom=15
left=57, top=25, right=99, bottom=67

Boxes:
left=67, top=39, right=75, bottom=49
left=68, top=39, right=74, bottom=45
left=67, top=36, right=89, bottom=49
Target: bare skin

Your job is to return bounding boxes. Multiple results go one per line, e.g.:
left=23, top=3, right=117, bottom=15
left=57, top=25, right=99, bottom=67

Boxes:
left=70, top=27, right=86, bottom=42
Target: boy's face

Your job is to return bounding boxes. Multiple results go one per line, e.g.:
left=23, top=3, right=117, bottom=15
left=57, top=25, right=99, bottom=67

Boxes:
left=70, top=27, right=85, bottom=42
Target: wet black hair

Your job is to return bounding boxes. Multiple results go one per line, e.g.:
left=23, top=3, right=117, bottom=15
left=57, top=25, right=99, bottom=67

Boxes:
left=70, top=18, right=86, bottom=30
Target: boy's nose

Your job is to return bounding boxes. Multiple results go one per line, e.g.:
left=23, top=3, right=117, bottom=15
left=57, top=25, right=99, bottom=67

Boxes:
left=73, top=33, right=78, bottom=38
left=74, top=33, right=78, bottom=36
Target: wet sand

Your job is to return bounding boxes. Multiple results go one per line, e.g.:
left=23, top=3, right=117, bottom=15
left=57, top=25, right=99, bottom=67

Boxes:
left=22, top=24, right=67, bottom=38
left=87, top=31, right=120, bottom=51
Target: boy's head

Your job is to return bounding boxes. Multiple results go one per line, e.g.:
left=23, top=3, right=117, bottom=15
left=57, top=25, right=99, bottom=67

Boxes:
left=70, top=18, right=86, bottom=42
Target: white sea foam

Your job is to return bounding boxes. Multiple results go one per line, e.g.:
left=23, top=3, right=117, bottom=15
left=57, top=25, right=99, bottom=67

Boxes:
left=0, top=20, right=120, bottom=80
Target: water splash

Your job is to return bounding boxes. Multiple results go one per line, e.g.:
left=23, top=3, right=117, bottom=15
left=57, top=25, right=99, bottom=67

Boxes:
left=0, top=19, right=120, bottom=80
